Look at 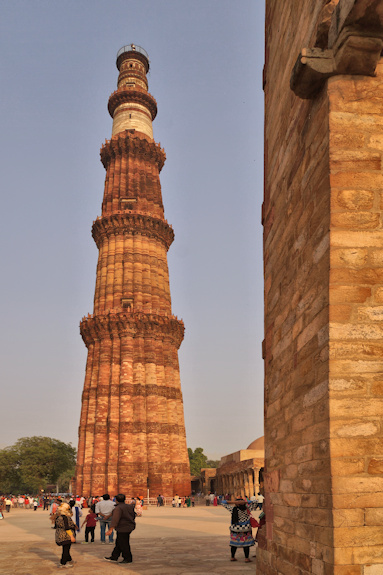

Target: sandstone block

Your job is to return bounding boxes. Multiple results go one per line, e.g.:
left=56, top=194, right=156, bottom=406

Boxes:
left=364, top=566, right=383, bottom=575
left=330, top=150, right=381, bottom=172
left=330, top=438, right=382, bottom=459
left=331, top=171, right=383, bottom=193
left=334, top=526, right=383, bottom=547
left=297, top=308, right=329, bottom=352
left=333, top=508, right=364, bottom=527
left=374, top=287, right=383, bottom=303
left=329, top=304, right=352, bottom=321
left=357, top=306, right=383, bottom=322
left=371, top=381, right=383, bottom=395
left=369, top=249, right=383, bottom=267
left=329, top=341, right=383, bottom=360
left=312, top=557, right=325, bottom=575
left=330, top=420, right=380, bottom=439
left=332, top=476, right=383, bottom=495
left=333, top=567, right=360, bottom=575
left=293, top=443, right=313, bottom=463
left=331, top=230, right=383, bottom=248
left=331, top=248, right=368, bottom=268
left=330, top=397, right=383, bottom=417
left=330, top=322, right=383, bottom=340
left=330, top=458, right=365, bottom=476
left=303, top=508, right=332, bottom=527
left=329, top=377, right=367, bottom=394
left=330, top=112, right=383, bottom=137
left=353, top=544, right=383, bottom=564
left=273, top=515, right=296, bottom=534
left=314, top=525, right=333, bottom=547
left=331, top=268, right=383, bottom=285
left=333, top=546, right=353, bottom=565
left=368, top=459, right=383, bottom=475
left=330, top=359, right=383, bottom=376
left=329, top=78, right=383, bottom=115
left=365, top=508, right=383, bottom=526
left=331, top=130, right=366, bottom=149
left=369, top=134, right=383, bottom=151
left=301, top=421, right=329, bottom=445
left=332, top=189, right=375, bottom=210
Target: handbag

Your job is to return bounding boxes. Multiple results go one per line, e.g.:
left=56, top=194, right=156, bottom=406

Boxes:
left=63, top=515, right=76, bottom=543
left=247, top=506, right=258, bottom=528
left=66, top=529, right=76, bottom=543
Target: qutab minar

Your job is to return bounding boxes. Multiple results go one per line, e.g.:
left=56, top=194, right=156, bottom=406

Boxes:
left=75, top=44, right=191, bottom=497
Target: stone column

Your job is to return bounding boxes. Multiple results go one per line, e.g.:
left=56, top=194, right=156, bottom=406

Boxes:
left=229, top=474, right=234, bottom=498
left=240, top=472, right=245, bottom=498
left=248, top=469, right=254, bottom=498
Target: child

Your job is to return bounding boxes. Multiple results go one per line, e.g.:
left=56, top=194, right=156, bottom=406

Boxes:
left=81, top=505, right=97, bottom=543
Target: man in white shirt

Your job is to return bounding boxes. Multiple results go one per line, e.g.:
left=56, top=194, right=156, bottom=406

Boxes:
left=257, top=492, right=264, bottom=509
left=95, top=494, right=115, bottom=544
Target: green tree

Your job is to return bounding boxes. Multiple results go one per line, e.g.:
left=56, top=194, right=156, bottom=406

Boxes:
left=188, top=447, right=219, bottom=476
left=0, top=436, right=76, bottom=493
left=57, top=467, right=76, bottom=493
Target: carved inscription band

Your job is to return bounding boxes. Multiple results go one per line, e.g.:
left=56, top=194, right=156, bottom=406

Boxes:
left=83, top=421, right=186, bottom=435
left=82, top=384, right=183, bottom=402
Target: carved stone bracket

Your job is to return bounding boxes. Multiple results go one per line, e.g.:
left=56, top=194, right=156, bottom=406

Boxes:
left=291, top=0, right=383, bottom=99
left=100, top=130, right=166, bottom=171
left=92, top=211, right=174, bottom=250
left=80, top=310, right=185, bottom=348
left=108, top=86, right=157, bottom=120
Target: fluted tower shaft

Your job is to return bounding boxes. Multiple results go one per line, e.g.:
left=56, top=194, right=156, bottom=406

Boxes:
left=75, top=44, right=191, bottom=497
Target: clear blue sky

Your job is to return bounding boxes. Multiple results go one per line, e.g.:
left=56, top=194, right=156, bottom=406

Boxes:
left=0, top=0, right=265, bottom=460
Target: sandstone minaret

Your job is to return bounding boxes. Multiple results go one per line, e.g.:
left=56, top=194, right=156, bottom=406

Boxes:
left=75, top=44, right=191, bottom=497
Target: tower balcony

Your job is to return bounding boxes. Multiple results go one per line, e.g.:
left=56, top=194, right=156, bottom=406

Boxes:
left=116, top=44, right=150, bottom=73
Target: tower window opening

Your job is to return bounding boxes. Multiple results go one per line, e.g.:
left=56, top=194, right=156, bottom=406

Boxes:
left=121, top=297, right=133, bottom=310
left=121, top=198, right=137, bottom=209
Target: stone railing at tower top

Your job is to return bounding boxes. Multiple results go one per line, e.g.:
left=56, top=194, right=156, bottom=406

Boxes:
left=116, top=44, right=150, bottom=71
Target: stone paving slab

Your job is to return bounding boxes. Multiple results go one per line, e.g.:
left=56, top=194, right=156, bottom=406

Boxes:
left=0, top=507, right=258, bottom=575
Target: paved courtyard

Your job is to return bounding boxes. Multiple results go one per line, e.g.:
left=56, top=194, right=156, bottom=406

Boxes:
left=0, top=506, right=259, bottom=574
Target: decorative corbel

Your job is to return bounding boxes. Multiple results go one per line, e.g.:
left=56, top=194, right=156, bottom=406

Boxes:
left=290, top=0, right=383, bottom=99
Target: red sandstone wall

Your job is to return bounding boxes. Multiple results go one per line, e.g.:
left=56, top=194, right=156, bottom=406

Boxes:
left=261, top=1, right=333, bottom=573
left=261, top=1, right=383, bottom=574
left=328, top=62, right=383, bottom=572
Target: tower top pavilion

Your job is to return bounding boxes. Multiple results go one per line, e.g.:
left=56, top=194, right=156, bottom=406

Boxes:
left=108, top=44, right=156, bottom=140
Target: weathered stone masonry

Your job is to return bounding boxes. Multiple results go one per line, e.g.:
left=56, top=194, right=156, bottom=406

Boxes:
left=259, top=1, right=383, bottom=574
left=76, top=45, right=190, bottom=498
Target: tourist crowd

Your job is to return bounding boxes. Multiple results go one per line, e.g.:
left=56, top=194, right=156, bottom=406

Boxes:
left=0, top=490, right=265, bottom=567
